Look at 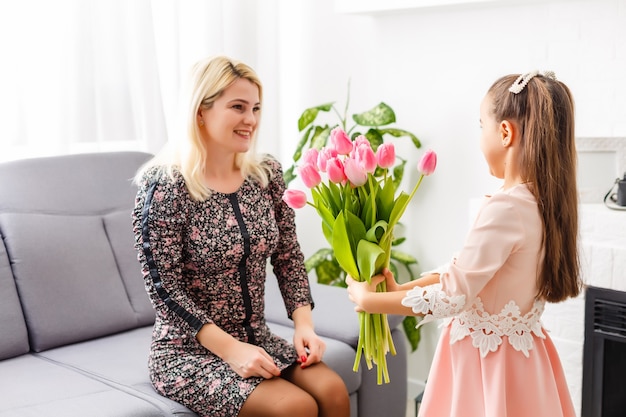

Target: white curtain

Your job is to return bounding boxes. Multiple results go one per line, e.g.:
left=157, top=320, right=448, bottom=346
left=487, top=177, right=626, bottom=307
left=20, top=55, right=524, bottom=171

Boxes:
left=0, top=0, right=279, bottom=162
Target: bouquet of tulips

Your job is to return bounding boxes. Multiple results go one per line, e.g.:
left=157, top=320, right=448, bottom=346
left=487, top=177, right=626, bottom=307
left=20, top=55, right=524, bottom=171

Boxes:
left=283, top=127, right=437, bottom=384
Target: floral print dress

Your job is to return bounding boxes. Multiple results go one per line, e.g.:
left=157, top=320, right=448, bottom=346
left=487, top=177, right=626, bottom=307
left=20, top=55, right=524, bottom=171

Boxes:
left=132, top=156, right=313, bottom=417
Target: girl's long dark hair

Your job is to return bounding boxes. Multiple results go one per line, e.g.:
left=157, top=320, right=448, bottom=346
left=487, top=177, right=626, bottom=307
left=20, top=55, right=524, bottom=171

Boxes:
left=488, top=74, right=582, bottom=302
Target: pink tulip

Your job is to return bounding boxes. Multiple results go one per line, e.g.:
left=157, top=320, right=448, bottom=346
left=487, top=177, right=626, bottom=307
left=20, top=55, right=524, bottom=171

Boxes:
left=330, top=127, right=353, bottom=155
left=417, top=149, right=437, bottom=176
left=352, top=135, right=370, bottom=152
left=317, top=147, right=338, bottom=172
left=344, top=157, right=368, bottom=187
left=376, top=143, right=396, bottom=169
left=326, top=157, right=346, bottom=184
left=354, top=142, right=377, bottom=173
left=302, top=148, right=319, bottom=167
left=298, top=163, right=322, bottom=188
left=282, top=189, right=307, bottom=209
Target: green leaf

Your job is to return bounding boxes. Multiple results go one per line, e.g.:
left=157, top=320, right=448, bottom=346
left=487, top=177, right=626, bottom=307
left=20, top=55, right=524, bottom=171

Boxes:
left=376, top=177, right=396, bottom=222
left=310, top=125, right=332, bottom=150
left=315, top=259, right=344, bottom=286
left=378, top=128, right=422, bottom=149
left=321, top=220, right=333, bottom=247
left=292, top=125, right=314, bottom=162
left=365, top=220, right=388, bottom=243
left=402, top=316, right=422, bottom=352
left=392, top=159, right=406, bottom=189
left=298, top=102, right=334, bottom=131
left=391, top=236, right=406, bottom=246
left=388, top=191, right=410, bottom=230
left=332, top=211, right=361, bottom=278
left=283, top=165, right=296, bottom=186
left=356, top=240, right=385, bottom=282
left=311, top=189, right=337, bottom=231
left=390, top=249, right=418, bottom=265
left=352, top=102, right=396, bottom=127
left=304, top=248, right=334, bottom=272
left=364, top=129, right=384, bottom=151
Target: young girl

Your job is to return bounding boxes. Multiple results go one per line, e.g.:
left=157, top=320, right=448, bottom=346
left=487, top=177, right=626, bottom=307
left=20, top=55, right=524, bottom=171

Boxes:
left=346, top=71, right=581, bottom=417
left=132, top=56, right=349, bottom=417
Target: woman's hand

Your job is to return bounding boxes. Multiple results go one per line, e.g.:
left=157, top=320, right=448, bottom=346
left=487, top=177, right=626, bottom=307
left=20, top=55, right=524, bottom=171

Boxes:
left=293, top=325, right=326, bottom=369
left=291, top=306, right=325, bottom=368
left=222, top=340, right=281, bottom=379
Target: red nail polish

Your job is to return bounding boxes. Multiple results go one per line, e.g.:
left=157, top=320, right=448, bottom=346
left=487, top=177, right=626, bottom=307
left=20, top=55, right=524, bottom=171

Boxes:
left=300, top=355, right=307, bottom=363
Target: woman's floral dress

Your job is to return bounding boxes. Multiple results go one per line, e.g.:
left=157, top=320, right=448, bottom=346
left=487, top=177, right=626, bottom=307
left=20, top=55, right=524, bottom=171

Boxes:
left=131, top=156, right=313, bottom=417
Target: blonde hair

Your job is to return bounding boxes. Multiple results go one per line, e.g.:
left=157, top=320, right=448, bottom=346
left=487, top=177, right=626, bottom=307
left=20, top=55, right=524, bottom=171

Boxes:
left=135, top=55, right=272, bottom=200
left=488, top=74, right=582, bottom=303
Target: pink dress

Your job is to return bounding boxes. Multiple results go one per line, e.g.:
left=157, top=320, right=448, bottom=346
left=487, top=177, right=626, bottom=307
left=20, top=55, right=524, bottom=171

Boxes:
left=403, top=184, right=576, bottom=417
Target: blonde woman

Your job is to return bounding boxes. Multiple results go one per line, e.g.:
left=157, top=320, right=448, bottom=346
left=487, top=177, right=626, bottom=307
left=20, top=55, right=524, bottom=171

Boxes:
left=132, top=56, right=349, bottom=417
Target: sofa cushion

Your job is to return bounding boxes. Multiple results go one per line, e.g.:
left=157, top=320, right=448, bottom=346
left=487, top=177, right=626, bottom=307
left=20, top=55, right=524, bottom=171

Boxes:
left=104, top=210, right=155, bottom=326
left=0, top=354, right=174, bottom=417
left=0, top=212, right=144, bottom=352
left=0, top=151, right=151, bottom=215
left=38, top=326, right=196, bottom=416
left=0, top=239, right=29, bottom=360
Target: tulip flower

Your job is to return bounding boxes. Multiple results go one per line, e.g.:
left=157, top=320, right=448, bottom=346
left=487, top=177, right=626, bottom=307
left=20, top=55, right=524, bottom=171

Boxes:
left=298, top=163, right=322, bottom=188
left=282, top=189, right=308, bottom=209
left=417, top=149, right=437, bottom=176
left=354, top=142, right=377, bottom=173
left=343, top=157, right=368, bottom=187
left=317, top=147, right=338, bottom=172
left=302, top=148, right=319, bottom=167
left=330, top=127, right=353, bottom=155
left=326, top=157, right=346, bottom=184
left=376, top=143, right=395, bottom=169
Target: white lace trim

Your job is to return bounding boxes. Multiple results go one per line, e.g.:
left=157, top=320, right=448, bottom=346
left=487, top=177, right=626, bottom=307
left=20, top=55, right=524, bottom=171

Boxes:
left=449, top=297, right=546, bottom=358
left=402, top=284, right=466, bottom=325
left=402, top=285, right=546, bottom=358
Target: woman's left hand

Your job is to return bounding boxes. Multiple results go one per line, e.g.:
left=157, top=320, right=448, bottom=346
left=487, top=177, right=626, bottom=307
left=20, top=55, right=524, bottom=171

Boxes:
left=293, top=325, right=326, bottom=369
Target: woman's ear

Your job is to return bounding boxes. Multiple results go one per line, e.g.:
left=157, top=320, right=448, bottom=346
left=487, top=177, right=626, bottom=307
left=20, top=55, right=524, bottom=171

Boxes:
left=499, top=120, right=515, bottom=147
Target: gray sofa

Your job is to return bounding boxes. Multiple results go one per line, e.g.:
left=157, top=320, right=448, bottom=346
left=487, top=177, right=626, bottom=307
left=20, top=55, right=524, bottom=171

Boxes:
left=0, top=151, right=407, bottom=417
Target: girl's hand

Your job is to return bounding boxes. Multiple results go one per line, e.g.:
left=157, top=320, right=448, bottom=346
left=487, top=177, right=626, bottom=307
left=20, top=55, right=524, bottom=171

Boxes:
left=345, top=273, right=386, bottom=312
left=223, top=340, right=281, bottom=379
left=378, top=268, right=399, bottom=292
left=293, top=325, right=326, bottom=369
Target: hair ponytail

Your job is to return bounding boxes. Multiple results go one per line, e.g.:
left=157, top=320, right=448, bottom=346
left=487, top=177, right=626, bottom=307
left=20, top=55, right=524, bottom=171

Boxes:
left=488, top=74, right=582, bottom=302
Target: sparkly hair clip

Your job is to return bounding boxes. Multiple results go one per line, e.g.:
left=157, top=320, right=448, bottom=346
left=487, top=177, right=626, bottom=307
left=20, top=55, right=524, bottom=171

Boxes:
left=508, top=70, right=557, bottom=94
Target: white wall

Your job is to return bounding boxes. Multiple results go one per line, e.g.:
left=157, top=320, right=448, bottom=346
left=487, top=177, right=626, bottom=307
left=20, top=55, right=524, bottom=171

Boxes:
left=272, top=0, right=626, bottom=411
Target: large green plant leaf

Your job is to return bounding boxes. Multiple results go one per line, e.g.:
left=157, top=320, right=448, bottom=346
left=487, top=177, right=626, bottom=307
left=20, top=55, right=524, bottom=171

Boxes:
left=378, top=128, right=422, bottom=148
left=304, top=247, right=334, bottom=272
left=315, top=258, right=345, bottom=286
left=298, top=102, right=334, bottom=131
left=364, top=129, right=384, bottom=150
left=402, top=316, right=422, bottom=351
left=352, top=102, right=396, bottom=127
left=311, top=125, right=332, bottom=150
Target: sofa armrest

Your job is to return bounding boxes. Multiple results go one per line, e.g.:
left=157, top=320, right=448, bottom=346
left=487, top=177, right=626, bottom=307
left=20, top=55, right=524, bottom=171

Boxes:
left=265, top=277, right=404, bottom=348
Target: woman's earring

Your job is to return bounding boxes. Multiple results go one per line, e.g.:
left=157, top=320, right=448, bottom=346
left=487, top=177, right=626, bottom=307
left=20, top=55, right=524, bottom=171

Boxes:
left=199, top=119, right=204, bottom=126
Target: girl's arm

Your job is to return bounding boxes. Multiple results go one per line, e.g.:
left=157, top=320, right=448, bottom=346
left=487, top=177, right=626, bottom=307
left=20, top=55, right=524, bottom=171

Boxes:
left=346, top=270, right=440, bottom=316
